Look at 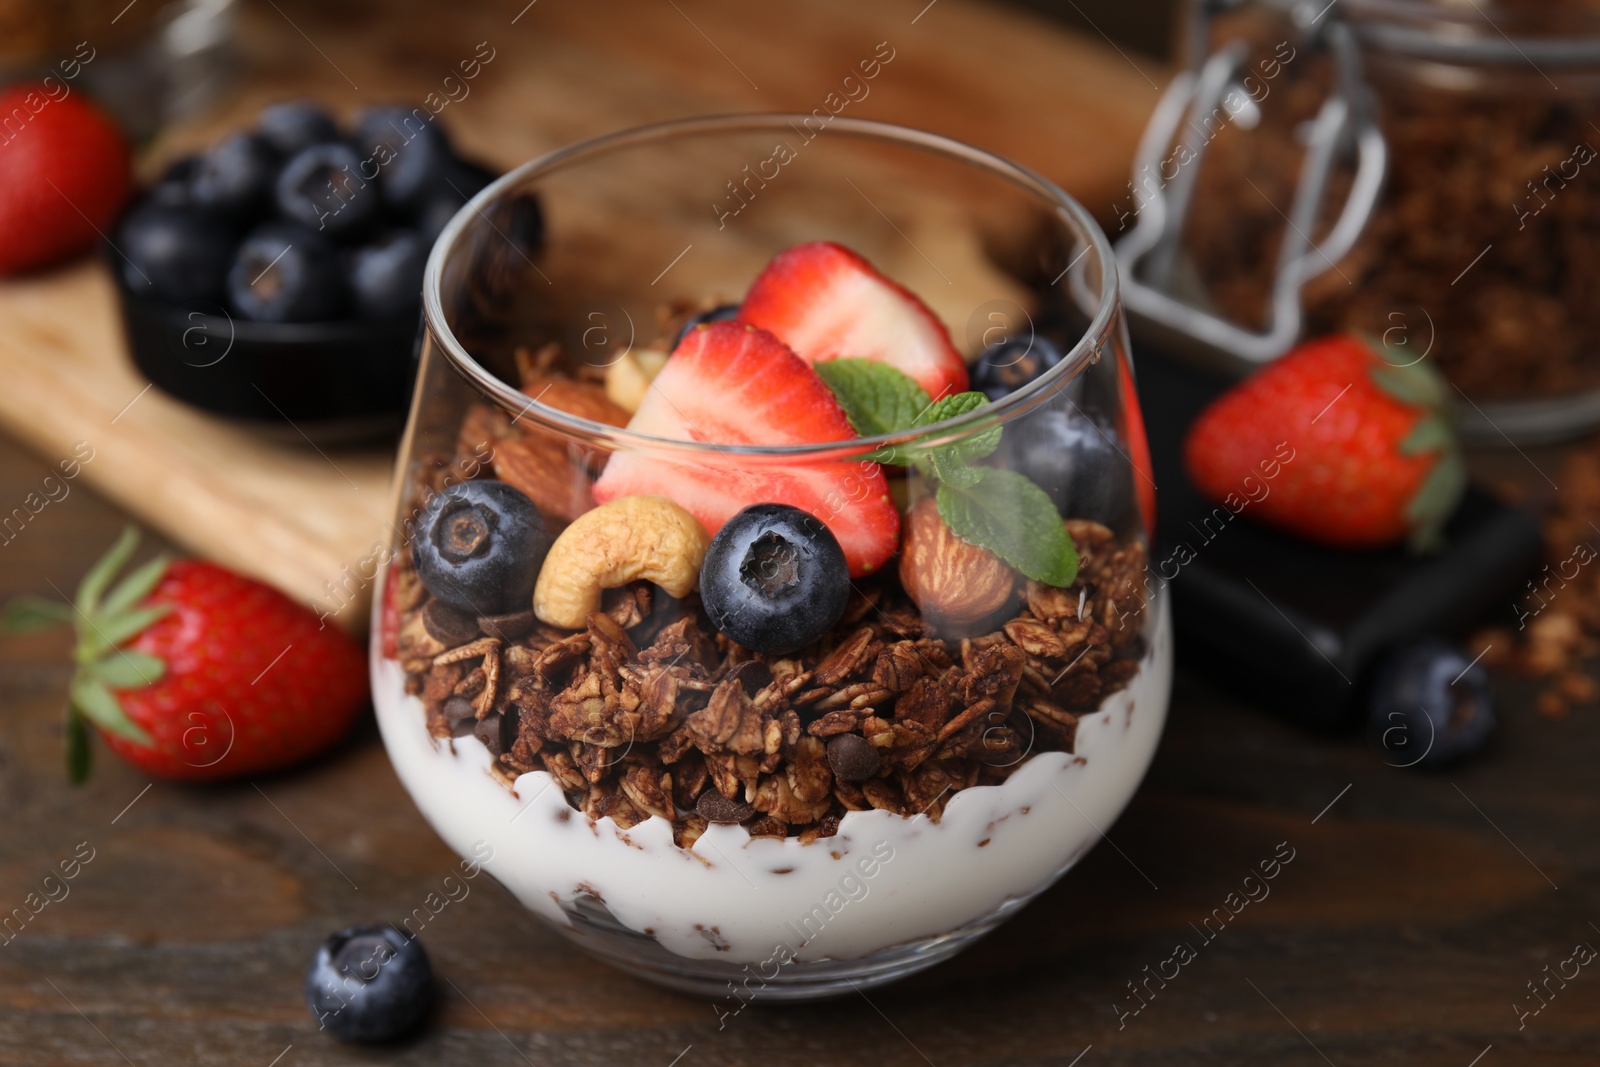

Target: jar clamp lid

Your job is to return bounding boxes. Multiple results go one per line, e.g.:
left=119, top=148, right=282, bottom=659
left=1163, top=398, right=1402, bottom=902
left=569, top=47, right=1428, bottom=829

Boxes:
left=1113, top=0, right=1387, bottom=375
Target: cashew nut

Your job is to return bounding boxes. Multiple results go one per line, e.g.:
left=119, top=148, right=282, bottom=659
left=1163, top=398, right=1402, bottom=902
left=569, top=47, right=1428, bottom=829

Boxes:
left=604, top=347, right=669, bottom=413
left=533, top=495, right=711, bottom=629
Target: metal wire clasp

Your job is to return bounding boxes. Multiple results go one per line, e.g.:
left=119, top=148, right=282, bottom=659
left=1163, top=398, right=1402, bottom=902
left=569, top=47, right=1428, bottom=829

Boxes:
left=1114, top=0, right=1386, bottom=372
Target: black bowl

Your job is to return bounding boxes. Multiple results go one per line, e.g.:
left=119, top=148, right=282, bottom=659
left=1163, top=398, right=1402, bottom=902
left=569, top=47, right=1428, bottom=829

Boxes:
left=108, top=254, right=419, bottom=447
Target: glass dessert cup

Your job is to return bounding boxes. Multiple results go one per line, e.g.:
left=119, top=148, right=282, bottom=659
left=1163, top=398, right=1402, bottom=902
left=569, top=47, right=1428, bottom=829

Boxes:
left=372, top=115, right=1173, bottom=999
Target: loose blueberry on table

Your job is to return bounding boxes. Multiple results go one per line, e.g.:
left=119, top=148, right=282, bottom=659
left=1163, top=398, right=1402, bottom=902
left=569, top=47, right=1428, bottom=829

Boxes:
left=304, top=923, right=433, bottom=1043
left=1369, top=638, right=1495, bottom=767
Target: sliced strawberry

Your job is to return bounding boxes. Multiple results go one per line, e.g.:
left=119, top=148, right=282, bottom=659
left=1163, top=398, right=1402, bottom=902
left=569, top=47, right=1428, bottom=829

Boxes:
left=592, top=322, right=900, bottom=577
left=737, top=241, right=969, bottom=400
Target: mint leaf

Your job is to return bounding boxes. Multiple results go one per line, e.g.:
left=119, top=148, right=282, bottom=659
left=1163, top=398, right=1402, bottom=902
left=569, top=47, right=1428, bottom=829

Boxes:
left=814, top=359, right=930, bottom=437
left=936, top=468, right=1079, bottom=586
left=907, top=392, right=1003, bottom=484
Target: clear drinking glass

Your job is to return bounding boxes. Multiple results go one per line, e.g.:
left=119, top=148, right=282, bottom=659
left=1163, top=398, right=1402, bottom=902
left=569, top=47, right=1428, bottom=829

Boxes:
left=372, top=115, right=1172, bottom=999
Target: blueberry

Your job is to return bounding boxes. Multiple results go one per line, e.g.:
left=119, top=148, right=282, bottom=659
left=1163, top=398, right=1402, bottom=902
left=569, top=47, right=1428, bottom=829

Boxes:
left=148, top=156, right=200, bottom=208
left=971, top=335, right=1068, bottom=402
left=276, top=143, right=380, bottom=238
left=412, top=480, right=551, bottom=616
left=257, top=99, right=342, bottom=155
left=700, top=504, right=850, bottom=655
left=304, top=923, right=432, bottom=1043
left=414, top=198, right=461, bottom=247
left=998, top=406, right=1131, bottom=524
left=352, top=106, right=461, bottom=213
left=381, top=126, right=466, bottom=214
left=191, top=132, right=281, bottom=221
left=354, top=104, right=442, bottom=161
left=346, top=231, right=427, bottom=320
left=226, top=222, right=348, bottom=322
left=672, top=304, right=740, bottom=351
left=118, top=203, right=235, bottom=304
left=1369, top=638, right=1495, bottom=768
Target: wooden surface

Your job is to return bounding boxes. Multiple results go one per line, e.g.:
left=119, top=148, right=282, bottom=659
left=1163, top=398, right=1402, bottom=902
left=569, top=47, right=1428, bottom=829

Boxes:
left=11, top=3, right=1594, bottom=1066
left=0, top=0, right=1160, bottom=632
left=3, top=427, right=1596, bottom=1066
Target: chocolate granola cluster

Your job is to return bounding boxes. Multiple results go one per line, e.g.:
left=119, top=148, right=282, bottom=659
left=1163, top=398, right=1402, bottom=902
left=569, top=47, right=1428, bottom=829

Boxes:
left=392, top=398, right=1150, bottom=844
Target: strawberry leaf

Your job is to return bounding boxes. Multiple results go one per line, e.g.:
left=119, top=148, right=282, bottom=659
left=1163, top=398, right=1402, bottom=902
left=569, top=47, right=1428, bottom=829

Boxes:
left=1399, top=415, right=1454, bottom=455
left=814, top=359, right=931, bottom=437
left=1369, top=354, right=1451, bottom=413
left=87, top=604, right=173, bottom=652
left=99, top=554, right=170, bottom=618
left=70, top=676, right=153, bottom=746
left=1406, top=450, right=1466, bottom=553
left=91, top=650, right=166, bottom=690
left=936, top=468, right=1079, bottom=586
left=75, top=525, right=139, bottom=617
left=2, top=595, right=74, bottom=634
left=64, top=703, right=90, bottom=784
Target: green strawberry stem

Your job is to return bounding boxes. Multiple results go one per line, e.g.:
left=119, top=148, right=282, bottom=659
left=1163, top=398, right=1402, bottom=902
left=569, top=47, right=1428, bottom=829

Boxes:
left=0, top=525, right=172, bottom=782
left=1365, top=336, right=1466, bottom=554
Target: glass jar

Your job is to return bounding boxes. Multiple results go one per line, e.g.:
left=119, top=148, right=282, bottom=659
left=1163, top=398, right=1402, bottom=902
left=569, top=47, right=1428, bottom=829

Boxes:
left=372, top=116, right=1171, bottom=998
left=1125, top=0, right=1600, bottom=443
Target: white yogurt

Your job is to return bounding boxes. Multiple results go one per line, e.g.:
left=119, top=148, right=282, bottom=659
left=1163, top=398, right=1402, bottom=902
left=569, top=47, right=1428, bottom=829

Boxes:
left=374, top=590, right=1171, bottom=964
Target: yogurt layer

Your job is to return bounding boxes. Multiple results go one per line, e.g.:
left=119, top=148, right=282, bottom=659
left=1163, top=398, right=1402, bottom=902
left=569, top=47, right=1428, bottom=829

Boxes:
left=374, top=590, right=1171, bottom=963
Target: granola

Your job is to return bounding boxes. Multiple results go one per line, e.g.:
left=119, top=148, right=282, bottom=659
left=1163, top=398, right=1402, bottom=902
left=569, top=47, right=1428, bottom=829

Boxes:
left=394, top=402, right=1151, bottom=843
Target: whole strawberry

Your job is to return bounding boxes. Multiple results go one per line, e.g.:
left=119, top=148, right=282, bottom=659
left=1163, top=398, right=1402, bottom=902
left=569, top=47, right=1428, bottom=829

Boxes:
left=4, top=527, right=367, bottom=781
left=0, top=83, right=131, bottom=275
left=1183, top=334, right=1465, bottom=551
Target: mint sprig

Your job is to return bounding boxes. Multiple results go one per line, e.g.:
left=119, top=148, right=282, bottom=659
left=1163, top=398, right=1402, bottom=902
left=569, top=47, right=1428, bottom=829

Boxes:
left=818, top=359, right=1078, bottom=586
left=814, top=359, right=929, bottom=437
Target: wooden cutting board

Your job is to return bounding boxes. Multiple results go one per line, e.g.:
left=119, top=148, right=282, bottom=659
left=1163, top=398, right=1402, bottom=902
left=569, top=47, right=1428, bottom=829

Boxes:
left=0, top=0, right=1161, bottom=631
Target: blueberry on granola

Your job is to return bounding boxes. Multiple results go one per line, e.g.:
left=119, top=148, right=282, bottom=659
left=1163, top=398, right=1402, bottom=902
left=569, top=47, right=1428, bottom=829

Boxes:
left=971, top=335, right=1067, bottom=402
left=1369, top=638, right=1494, bottom=767
left=304, top=923, right=432, bottom=1043
left=671, top=303, right=739, bottom=351
left=999, top=406, right=1130, bottom=524
left=700, top=503, right=849, bottom=655
left=412, top=480, right=550, bottom=616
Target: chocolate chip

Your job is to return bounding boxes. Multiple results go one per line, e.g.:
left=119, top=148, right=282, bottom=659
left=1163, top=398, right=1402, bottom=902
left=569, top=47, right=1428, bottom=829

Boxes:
left=473, top=713, right=504, bottom=755
left=424, top=600, right=481, bottom=645
left=695, top=790, right=756, bottom=824
left=826, top=733, right=880, bottom=782
left=442, top=696, right=477, bottom=737
left=478, top=608, right=537, bottom=641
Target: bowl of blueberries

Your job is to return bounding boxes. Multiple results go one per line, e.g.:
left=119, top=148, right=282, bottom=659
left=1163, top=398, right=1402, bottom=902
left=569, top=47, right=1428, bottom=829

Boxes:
left=110, top=99, right=537, bottom=444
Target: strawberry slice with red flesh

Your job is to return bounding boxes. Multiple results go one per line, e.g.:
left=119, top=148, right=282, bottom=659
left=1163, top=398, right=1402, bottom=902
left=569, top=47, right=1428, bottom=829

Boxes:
left=737, top=241, right=969, bottom=400
left=592, top=321, right=899, bottom=577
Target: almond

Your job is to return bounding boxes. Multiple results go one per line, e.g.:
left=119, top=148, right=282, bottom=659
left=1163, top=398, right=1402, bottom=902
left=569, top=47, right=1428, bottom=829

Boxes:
left=898, top=496, right=1016, bottom=628
left=491, top=434, right=594, bottom=523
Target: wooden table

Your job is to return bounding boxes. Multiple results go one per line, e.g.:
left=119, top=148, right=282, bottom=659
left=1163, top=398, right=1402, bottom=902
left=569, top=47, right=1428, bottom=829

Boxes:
left=4, top=2, right=1596, bottom=1065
